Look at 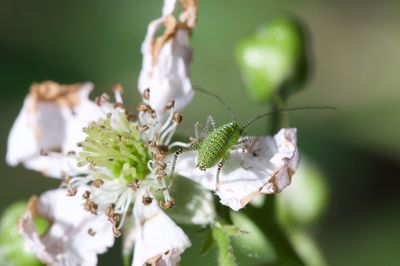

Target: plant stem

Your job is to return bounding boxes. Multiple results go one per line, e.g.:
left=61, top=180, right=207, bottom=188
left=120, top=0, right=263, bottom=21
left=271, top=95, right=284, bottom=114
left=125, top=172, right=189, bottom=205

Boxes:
left=213, top=197, right=237, bottom=266
left=212, top=224, right=237, bottom=266
left=259, top=88, right=304, bottom=265
left=270, top=92, right=289, bottom=131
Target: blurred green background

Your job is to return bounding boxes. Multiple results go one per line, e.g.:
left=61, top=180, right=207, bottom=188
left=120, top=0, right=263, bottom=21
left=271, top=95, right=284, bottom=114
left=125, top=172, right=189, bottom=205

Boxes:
left=1, top=0, right=400, bottom=265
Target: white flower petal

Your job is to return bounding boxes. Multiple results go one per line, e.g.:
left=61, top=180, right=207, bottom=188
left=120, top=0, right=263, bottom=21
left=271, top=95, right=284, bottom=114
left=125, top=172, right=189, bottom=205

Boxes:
left=174, top=128, right=299, bottom=211
left=138, top=0, right=197, bottom=114
left=132, top=189, right=191, bottom=266
left=19, top=187, right=114, bottom=266
left=6, top=81, right=103, bottom=178
left=162, top=0, right=176, bottom=16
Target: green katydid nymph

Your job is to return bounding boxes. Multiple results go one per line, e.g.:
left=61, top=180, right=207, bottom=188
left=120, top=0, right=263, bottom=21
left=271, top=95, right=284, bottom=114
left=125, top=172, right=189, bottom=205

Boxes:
left=168, top=88, right=336, bottom=191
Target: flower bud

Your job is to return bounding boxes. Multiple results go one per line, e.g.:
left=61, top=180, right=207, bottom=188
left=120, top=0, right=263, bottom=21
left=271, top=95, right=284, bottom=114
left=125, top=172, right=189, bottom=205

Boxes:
left=0, top=202, right=42, bottom=266
left=277, top=159, right=328, bottom=226
left=236, top=16, right=309, bottom=102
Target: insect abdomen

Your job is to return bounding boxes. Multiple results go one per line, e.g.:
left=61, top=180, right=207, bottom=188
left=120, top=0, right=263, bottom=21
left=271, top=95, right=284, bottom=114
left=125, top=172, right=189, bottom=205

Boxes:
left=197, top=122, right=240, bottom=169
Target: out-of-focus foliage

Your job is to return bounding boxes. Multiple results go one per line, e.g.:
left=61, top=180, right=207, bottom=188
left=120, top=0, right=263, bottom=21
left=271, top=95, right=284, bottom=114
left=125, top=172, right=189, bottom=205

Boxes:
left=231, top=212, right=276, bottom=264
left=277, top=159, right=328, bottom=227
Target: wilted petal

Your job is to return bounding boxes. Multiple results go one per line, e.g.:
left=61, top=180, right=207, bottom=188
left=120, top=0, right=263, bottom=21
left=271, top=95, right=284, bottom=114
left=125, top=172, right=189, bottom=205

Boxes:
left=174, top=128, right=299, bottom=211
left=132, top=189, right=191, bottom=266
left=6, top=81, right=103, bottom=178
left=19, top=188, right=114, bottom=266
left=138, top=0, right=198, bottom=113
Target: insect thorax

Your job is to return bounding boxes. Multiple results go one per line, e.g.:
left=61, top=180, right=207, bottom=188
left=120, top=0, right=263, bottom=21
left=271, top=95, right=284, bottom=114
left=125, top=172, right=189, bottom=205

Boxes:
left=197, top=122, right=241, bottom=169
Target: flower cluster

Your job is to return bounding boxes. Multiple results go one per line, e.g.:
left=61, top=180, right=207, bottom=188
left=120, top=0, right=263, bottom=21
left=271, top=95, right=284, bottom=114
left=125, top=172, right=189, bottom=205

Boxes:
left=5, top=1, right=299, bottom=265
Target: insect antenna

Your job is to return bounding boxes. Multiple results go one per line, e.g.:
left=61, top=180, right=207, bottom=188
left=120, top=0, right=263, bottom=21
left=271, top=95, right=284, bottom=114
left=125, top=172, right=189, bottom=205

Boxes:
left=240, top=106, right=337, bottom=131
left=194, top=86, right=236, bottom=121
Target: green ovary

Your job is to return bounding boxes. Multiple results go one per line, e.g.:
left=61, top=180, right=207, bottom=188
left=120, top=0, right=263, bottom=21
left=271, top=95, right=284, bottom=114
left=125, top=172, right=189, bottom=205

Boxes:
left=78, top=112, right=150, bottom=182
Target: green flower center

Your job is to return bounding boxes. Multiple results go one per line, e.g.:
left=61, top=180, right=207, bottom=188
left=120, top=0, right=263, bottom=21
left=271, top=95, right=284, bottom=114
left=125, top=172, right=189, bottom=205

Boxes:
left=78, top=112, right=150, bottom=182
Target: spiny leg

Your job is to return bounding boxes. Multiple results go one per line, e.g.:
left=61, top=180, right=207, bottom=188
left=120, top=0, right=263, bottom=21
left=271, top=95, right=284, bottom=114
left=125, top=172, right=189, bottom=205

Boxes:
left=204, top=115, right=217, bottom=131
left=192, top=115, right=216, bottom=143
left=193, top=122, right=201, bottom=140
left=168, top=141, right=202, bottom=190
left=232, top=136, right=255, bottom=169
left=168, top=147, right=183, bottom=190
left=196, top=115, right=216, bottom=135
left=235, top=136, right=256, bottom=147
left=215, top=152, right=230, bottom=192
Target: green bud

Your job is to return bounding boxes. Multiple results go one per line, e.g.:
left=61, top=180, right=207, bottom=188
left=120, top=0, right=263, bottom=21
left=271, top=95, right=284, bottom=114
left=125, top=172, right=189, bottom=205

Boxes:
left=0, top=202, right=42, bottom=266
left=236, top=16, right=309, bottom=102
left=277, top=159, right=328, bottom=227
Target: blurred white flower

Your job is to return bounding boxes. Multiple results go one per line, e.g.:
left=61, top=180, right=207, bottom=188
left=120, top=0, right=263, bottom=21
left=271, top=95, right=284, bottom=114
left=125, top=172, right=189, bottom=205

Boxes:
left=6, top=1, right=204, bottom=266
left=19, top=187, right=114, bottom=266
left=138, top=0, right=196, bottom=115
left=6, top=81, right=103, bottom=178
left=174, top=128, right=299, bottom=211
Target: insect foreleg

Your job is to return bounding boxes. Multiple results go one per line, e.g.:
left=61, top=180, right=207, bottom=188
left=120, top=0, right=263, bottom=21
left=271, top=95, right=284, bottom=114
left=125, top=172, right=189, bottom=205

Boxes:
left=215, top=152, right=230, bottom=192
left=196, top=115, right=216, bottom=135
left=236, top=136, right=256, bottom=146
left=231, top=136, right=256, bottom=170
left=194, top=122, right=201, bottom=140
left=204, top=115, right=217, bottom=131
left=168, top=141, right=203, bottom=190
left=168, top=147, right=183, bottom=190
left=192, top=115, right=215, bottom=141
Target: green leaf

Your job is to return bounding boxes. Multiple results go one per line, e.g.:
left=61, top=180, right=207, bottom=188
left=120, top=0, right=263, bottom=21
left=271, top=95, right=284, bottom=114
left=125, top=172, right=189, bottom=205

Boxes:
left=286, top=229, right=328, bottom=266
left=242, top=197, right=305, bottom=266
left=199, top=227, right=214, bottom=255
left=230, top=212, right=276, bottom=264
left=236, top=16, right=309, bottom=103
